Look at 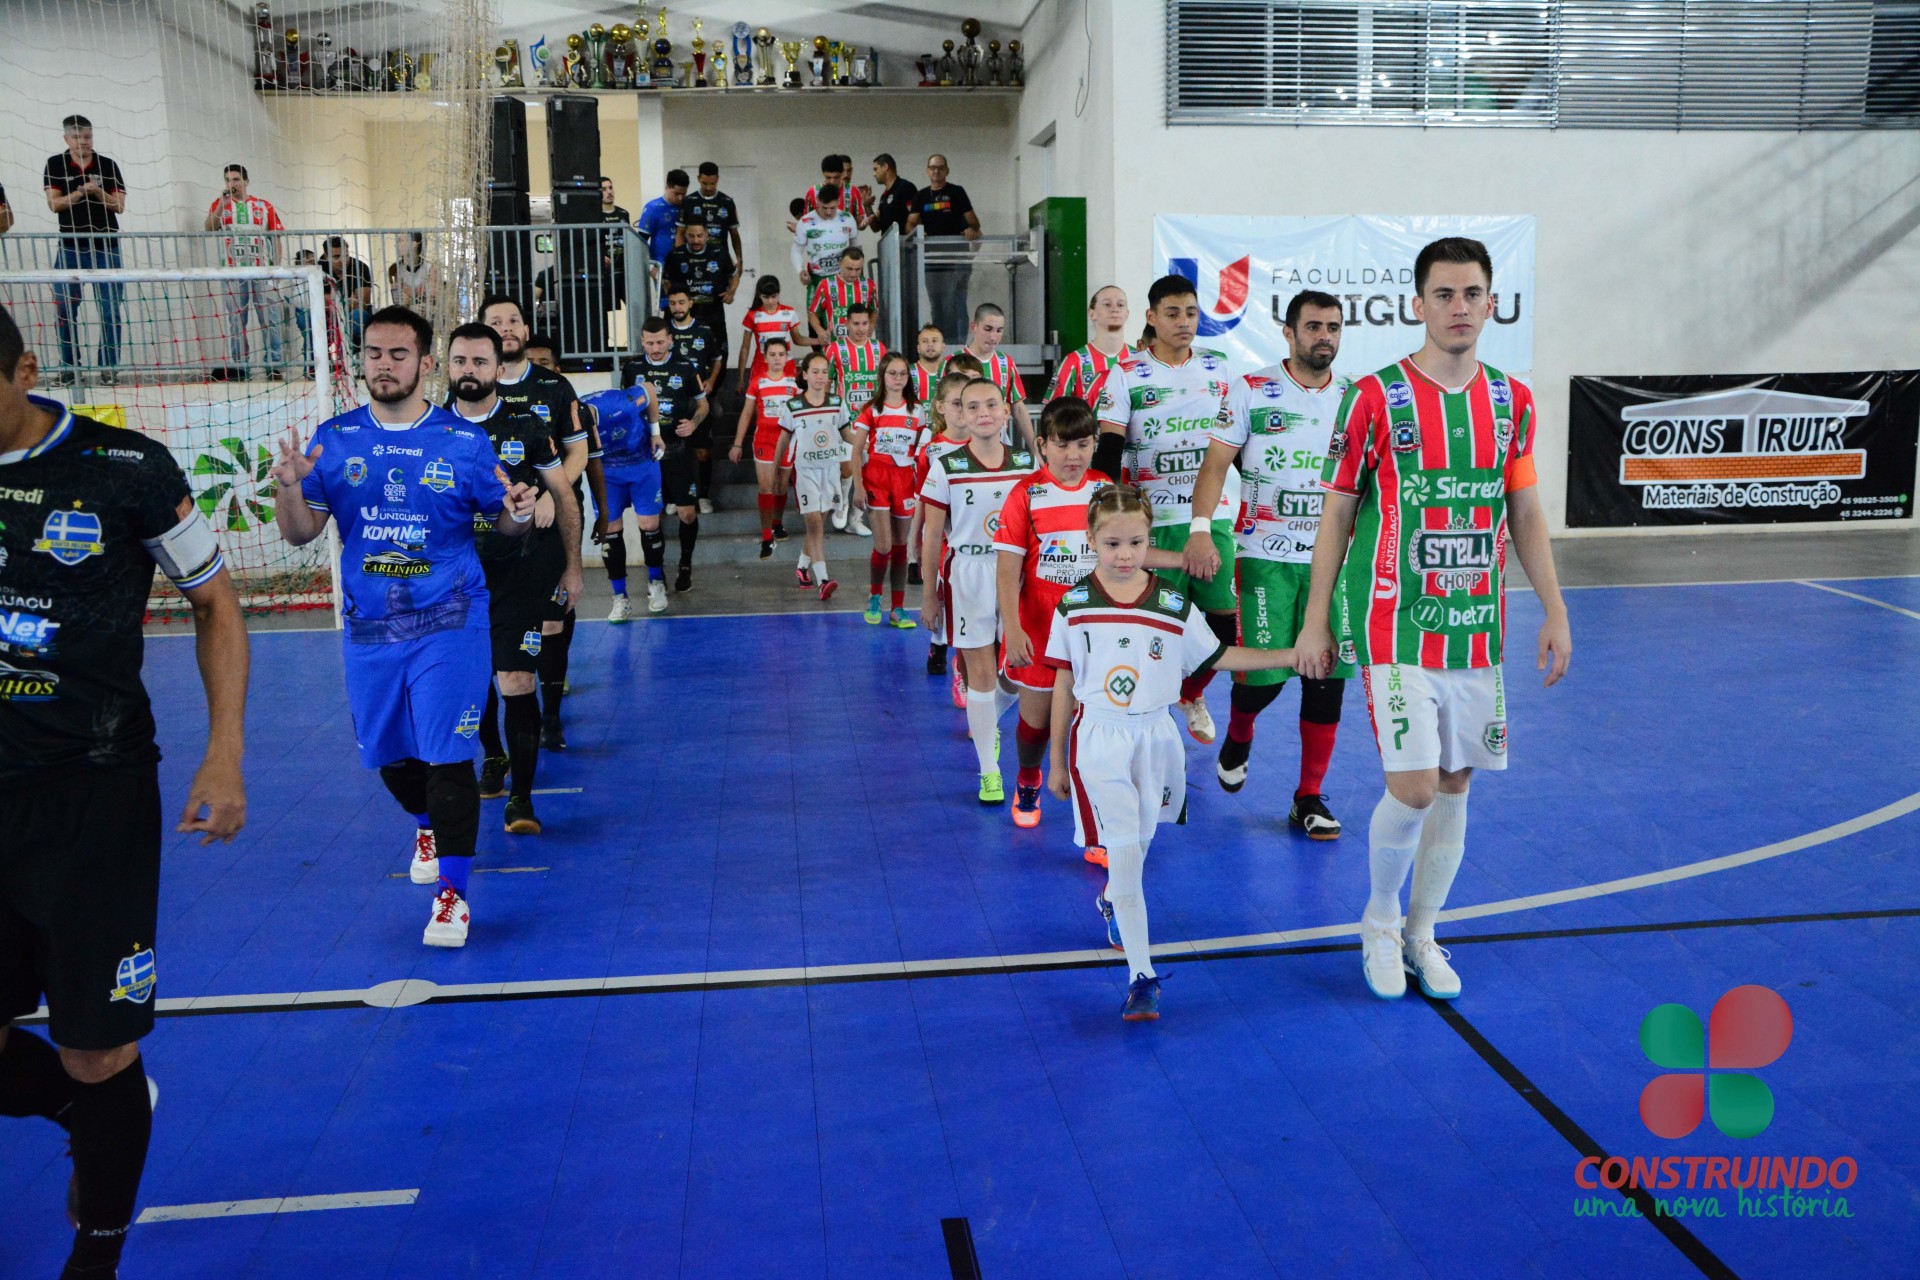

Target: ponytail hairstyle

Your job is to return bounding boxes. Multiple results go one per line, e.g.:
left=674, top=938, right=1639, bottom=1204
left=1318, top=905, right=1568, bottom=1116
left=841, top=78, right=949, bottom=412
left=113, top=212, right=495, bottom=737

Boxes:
left=1086, top=481, right=1153, bottom=534
left=876, top=350, right=916, bottom=407
left=928, top=368, right=975, bottom=435
left=752, top=274, right=782, bottom=308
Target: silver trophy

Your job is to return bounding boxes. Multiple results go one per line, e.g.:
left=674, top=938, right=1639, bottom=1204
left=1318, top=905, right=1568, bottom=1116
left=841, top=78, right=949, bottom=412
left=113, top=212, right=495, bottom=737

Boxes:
left=958, top=20, right=983, bottom=87
left=985, top=39, right=1002, bottom=87
left=313, top=31, right=338, bottom=88
left=754, top=28, right=776, bottom=85
left=1007, top=40, right=1024, bottom=87
left=252, top=3, right=278, bottom=88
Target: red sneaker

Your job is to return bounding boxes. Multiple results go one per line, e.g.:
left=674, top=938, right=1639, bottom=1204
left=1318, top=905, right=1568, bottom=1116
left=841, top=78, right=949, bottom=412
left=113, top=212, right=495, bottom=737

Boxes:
left=819, top=579, right=839, bottom=602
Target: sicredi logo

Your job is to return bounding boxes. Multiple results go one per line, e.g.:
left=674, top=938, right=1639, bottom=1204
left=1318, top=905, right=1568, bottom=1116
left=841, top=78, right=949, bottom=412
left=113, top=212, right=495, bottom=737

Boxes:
left=1617, top=389, right=1868, bottom=487
left=1640, top=985, right=1792, bottom=1139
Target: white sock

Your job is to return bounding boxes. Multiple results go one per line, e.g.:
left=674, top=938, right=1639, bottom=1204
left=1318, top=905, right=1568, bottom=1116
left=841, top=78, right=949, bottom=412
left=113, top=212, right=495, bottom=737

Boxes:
left=1104, top=840, right=1154, bottom=979
left=1365, top=791, right=1430, bottom=926
left=1406, top=790, right=1468, bottom=940
left=797, top=552, right=810, bottom=569
left=815, top=558, right=830, bottom=583
left=966, top=689, right=1000, bottom=775
left=994, top=686, right=1017, bottom=719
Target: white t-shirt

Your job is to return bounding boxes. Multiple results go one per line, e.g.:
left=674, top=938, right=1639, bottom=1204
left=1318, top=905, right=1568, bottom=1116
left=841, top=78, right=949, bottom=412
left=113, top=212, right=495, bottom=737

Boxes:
left=1216, top=361, right=1351, bottom=563
left=776, top=394, right=852, bottom=469
left=1095, top=346, right=1240, bottom=527
left=919, top=442, right=1035, bottom=558
left=1043, top=574, right=1227, bottom=716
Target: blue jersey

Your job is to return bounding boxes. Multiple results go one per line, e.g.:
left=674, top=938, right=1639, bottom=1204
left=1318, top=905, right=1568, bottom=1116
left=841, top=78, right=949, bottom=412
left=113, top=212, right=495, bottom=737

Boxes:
left=301, top=403, right=507, bottom=642
left=636, top=195, right=680, bottom=265
left=582, top=387, right=656, bottom=470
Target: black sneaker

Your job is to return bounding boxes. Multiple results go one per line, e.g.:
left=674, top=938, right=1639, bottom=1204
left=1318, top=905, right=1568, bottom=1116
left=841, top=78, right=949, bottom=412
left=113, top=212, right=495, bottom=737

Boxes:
left=772, top=523, right=790, bottom=541
left=926, top=643, right=948, bottom=676
left=540, top=718, right=568, bottom=751
left=479, top=755, right=510, bottom=799
left=504, top=795, right=542, bottom=835
left=1216, top=735, right=1251, bottom=793
left=907, top=562, right=924, bottom=586
left=675, top=564, right=693, bottom=592
left=1289, top=793, right=1342, bottom=841
left=759, top=539, right=774, bottom=559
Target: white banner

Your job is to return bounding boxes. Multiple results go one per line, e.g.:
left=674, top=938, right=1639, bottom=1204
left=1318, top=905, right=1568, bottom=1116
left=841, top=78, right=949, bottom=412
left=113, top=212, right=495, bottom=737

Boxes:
left=1151, top=215, right=1536, bottom=380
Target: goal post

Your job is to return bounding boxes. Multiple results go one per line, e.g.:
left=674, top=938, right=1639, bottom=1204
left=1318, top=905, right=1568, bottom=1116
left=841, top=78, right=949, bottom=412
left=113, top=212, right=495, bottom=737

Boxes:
left=0, top=265, right=348, bottom=626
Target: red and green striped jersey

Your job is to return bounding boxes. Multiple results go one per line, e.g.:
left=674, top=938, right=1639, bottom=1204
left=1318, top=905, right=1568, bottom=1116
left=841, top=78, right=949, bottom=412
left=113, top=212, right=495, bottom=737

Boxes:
left=810, top=276, right=877, bottom=342
left=910, top=358, right=946, bottom=405
left=1048, top=343, right=1123, bottom=405
left=828, top=338, right=887, bottom=412
left=964, top=349, right=1027, bottom=407
left=1322, top=359, right=1539, bottom=670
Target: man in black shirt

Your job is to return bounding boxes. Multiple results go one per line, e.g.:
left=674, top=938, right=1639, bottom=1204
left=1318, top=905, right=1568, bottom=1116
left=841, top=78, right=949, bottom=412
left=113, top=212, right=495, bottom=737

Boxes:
left=869, top=153, right=917, bottom=236
left=322, top=235, right=375, bottom=356
left=479, top=295, right=592, bottom=750
left=622, top=317, right=707, bottom=590
left=599, top=176, right=631, bottom=305
left=683, top=161, right=743, bottom=267
left=41, top=116, right=128, bottom=386
left=906, top=154, right=982, bottom=341
left=0, top=303, right=248, bottom=1276
left=443, top=323, right=582, bottom=834
left=660, top=279, right=725, bottom=511
left=660, top=215, right=736, bottom=374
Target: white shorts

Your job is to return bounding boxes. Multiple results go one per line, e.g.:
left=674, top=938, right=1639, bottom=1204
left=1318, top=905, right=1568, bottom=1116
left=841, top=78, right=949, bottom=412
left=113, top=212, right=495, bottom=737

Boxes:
left=1066, top=709, right=1186, bottom=850
left=794, top=465, right=840, bottom=515
left=1361, top=663, right=1508, bottom=774
left=941, top=551, right=1000, bottom=650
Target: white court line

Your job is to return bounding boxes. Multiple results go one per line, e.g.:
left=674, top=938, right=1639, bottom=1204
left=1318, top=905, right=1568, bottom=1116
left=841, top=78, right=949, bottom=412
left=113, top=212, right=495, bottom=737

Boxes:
left=530, top=787, right=584, bottom=795
left=137, top=1189, right=418, bottom=1223
left=1796, top=579, right=1920, bottom=622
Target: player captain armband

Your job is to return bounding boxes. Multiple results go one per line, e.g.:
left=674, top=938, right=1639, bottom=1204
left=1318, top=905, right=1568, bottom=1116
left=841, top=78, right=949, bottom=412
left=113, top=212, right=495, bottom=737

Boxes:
left=142, top=507, right=225, bottom=590
left=1189, top=516, right=1212, bottom=535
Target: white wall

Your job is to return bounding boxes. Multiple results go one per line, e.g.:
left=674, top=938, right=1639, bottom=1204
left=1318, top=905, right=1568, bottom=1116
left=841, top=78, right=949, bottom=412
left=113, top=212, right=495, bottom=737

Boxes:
left=1104, top=10, right=1920, bottom=534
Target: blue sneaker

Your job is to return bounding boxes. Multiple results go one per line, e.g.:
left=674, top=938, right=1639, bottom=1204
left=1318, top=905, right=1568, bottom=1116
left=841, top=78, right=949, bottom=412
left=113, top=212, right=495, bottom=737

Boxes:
left=864, top=595, right=884, bottom=624
left=1122, top=972, right=1161, bottom=1021
left=1095, top=894, right=1123, bottom=951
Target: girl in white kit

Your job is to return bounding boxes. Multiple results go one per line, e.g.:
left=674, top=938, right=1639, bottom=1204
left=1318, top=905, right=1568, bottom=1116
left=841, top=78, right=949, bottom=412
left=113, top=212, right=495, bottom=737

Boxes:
left=1045, top=484, right=1298, bottom=1020
left=775, top=350, right=860, bottom=600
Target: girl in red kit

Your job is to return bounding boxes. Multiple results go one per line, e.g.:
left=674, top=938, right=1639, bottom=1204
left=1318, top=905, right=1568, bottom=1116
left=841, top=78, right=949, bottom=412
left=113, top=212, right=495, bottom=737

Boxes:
left=730, top=334, right=800, bottom=557
left=854, top=352, right=924, bottom=628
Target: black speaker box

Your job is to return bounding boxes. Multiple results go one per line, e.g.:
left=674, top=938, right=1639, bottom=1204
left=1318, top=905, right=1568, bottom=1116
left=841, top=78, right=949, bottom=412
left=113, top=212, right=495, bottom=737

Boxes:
left=488, top=96, right=529, bottom=191
left=546, top=95, right=601, bottom=187
left=486, top=183, right=530, bottom=227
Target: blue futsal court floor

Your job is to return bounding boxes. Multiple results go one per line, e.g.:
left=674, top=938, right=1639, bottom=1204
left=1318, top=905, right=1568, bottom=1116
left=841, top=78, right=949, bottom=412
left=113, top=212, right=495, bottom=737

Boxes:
left=4, top=576, right=1918, bottom=1279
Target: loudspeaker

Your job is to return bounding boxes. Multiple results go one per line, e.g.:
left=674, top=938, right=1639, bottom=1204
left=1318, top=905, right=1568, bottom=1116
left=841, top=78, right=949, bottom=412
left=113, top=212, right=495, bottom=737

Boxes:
left=550, top=183, right=600, bottom=224
left=488, top=96, right=529, bottom=191
left=551, top=183, right=603, bottom=278
left=546, top=94, right=601, bottom=187
left=486, top=184, right=530, bottom=227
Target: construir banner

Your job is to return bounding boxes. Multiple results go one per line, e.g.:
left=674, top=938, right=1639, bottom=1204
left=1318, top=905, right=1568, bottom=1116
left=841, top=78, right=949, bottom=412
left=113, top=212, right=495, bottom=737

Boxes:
left=1566, top=371, right=1920, bottom=527
left=1150, top=214, right=1536, bottom=377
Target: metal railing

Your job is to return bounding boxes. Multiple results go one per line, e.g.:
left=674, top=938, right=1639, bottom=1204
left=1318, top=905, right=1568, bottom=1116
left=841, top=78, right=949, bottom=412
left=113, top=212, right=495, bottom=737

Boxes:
left=881, top=227, right=1055, bottom=372
left=0, top=226, right=654, bottom=377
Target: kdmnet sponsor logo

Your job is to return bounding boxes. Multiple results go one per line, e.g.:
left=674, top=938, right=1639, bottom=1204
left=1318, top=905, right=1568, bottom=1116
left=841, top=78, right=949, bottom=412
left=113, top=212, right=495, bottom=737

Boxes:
left=1573, top=986, right=1859, bottom=1223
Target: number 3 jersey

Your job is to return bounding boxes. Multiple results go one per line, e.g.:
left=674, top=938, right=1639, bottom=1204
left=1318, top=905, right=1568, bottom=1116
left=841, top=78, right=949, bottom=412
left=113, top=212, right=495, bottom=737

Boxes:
left=1095, top=346, right=1240, bottom=528
left=1321, top=359, right=1538, bottom=670
left=1217, top=362, right=1351, bottom=565
left=1042, top=574, right=1227, bottom=717
left=301, top=404, right=507, bottom=642
left=920, top=443, right=1035, bottom=560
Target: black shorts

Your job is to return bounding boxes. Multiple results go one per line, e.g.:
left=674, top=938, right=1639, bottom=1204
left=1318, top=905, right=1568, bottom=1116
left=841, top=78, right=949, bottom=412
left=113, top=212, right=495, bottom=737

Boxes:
left=483, top=534, right=565, bottom=672
left=661, top=443, right=701, bottom=509
left=0, top=765, right=162, bottom=1050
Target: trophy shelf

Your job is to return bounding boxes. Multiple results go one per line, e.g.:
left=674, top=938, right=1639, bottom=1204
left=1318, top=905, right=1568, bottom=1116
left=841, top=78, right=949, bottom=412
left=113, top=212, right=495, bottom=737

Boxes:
left=254, top=86, right=1024, bottom=100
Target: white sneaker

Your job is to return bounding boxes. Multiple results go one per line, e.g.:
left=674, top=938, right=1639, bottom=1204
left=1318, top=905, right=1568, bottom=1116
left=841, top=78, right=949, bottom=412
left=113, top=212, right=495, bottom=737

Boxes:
left=647, top=580, right=669, bottom=613
left=409, top=828, right=439, bottom=884
left=607, top=594, right=633, bottom=623
left=1179, top=697, right=1216, bottom=745
left=423, top=887, right=469, bottom=947
left=1360, top=916, right=1407, bottom=999
left=830, top=504, right=848, bottom=531
left=698, top=497, right=713, bottom=514
left=1403, top=935, right=1461, bottom=999
left=849, top=513, right=872, bottom=537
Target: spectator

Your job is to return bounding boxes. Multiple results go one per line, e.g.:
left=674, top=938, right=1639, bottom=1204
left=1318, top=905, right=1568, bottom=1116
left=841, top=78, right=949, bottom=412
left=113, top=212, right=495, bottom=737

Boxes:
left=635, top=168, right=688, bottom=280
left=684, top=161, right=744, bottom=265
left=0, top=183, right=13, bottom=234
left=42, top=114, right=127, bottom=386
left=869, top=153, right=917, bottom=236
left=321, top=235, right=373, bottom=354
left=203, top=163, right=286, bottom=381
left=906, top=154, right=981, bottom=341
left=291, top=247, right=319, bottom=369
left=599, top=175, right=630, bottom=303
left=388, top=231, right=440, bottom=312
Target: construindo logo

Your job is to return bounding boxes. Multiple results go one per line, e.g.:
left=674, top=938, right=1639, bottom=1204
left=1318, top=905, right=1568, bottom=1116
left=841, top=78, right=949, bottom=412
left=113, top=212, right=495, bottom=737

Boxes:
left=1640, top=985, right=1792, bottom=1139
left=1165, top=256, right=1249, bottom=337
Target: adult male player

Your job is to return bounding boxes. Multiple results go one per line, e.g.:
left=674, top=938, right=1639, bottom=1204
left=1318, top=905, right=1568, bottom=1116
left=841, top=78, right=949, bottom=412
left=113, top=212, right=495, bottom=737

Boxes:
left=622, top=318, right=708, bottom=591
left=582, top=378, right=668, bottom=618
left=1190, top=289, right=1352, bottom=838
left=274, top=306, right=538, bottom=948
left=1295, top=238, right=1572, bottom=1001
left=810, top=245, right=876, bottom=344
left=478, top=295, right=591, bottom=750
left=444, top=323, right=584, bottom=834
left=1092, top=274, right=1241, bottom=744
left=0, top=303, right=247, bottom=1279
left=826, top=302, right=885, bottom=536
left=663, top=281, right=725, bottom=512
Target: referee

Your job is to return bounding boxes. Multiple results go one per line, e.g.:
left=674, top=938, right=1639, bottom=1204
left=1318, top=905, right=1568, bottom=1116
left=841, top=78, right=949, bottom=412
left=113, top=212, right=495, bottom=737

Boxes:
left=0, top=303, right=249, bottom=1276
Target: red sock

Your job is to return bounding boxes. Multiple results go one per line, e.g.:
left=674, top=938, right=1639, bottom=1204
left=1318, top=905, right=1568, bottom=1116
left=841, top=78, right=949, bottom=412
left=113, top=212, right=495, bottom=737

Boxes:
left=1180, top=670, right=1218, bottom=702
left=776, top=484, right=791, bottom=526
left=1014, top=716, right=1049, bottom=770
left=1298, top=719, right=1338, bottom=797
left=1227, top=710, right=1257, bottom=744
left=757, top=493, right=775, bottom=540
left=889, top=545, right=908, bottom=609
left=869, top=550, right=887, bottom=593
left=1016, top=766, right=1043, bottom=788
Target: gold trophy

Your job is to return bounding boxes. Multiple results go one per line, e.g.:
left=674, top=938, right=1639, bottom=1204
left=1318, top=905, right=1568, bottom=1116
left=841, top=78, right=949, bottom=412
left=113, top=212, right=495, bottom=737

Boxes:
left=713, top=46, right=728, bottom=88
left=586, top=23, right=610, bottom=88
left=610, top=24, right=633, bottom=88
left=563, top=32, right=585, bottom=86
left=415, top=52, right=433, bottom=90
left=780, top=39, right=802, bottom=88
left=755, top=28, right=776, bottom=85
left=283, top=27, right=303, bottom=90
left=493, top=40, right=523, bottom=87
left=938, top=39, right=956, bottom=87
left=691, top=17, right=707, bottom=87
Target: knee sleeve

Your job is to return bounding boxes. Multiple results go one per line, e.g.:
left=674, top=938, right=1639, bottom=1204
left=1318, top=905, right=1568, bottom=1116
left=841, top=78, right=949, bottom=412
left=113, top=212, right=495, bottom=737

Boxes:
left=641, top=526, right=666, bottom=568
left=1229, top=680, right=1285, bottom=718
left=603, top=532, right=627, bottom=583
left=378, top=759, right=429, bottom=816
left=423, top=762, right=480, bottom=861
left=1300, top=676, right=1345, bottom=725
left=1205, top=609, right=1239, bottom=647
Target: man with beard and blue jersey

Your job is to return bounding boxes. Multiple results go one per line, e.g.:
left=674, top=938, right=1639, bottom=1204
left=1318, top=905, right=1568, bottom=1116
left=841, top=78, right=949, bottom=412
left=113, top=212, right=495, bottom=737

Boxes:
left=272, top=306, right=538, bottom=949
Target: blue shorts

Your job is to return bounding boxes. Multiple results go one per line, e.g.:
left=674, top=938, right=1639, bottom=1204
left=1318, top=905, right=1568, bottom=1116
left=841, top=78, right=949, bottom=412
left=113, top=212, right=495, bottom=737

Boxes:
left=603, top=461, right=664, bottom=520
left=343, top=624, right=492, bottom=769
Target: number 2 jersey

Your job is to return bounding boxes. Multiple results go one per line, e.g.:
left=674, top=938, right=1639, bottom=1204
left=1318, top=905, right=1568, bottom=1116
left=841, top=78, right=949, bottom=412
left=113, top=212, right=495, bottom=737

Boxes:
left=1095, top=346, right=1240, bottom=528
left=1217, top=361, right=1351, bottom=564
left=1321, top=359, right=1537, bottom=670
left=920, top=443, right=1035, bottom=560
left=1042, top=574, right=1227, bottom=717
left=301, top=403, right=507, bottom=643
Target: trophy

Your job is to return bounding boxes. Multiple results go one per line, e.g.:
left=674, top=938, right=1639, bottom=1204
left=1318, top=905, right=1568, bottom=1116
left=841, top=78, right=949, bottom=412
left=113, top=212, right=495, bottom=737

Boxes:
left=985, top=40, right=1002, bottom=86
left=586, top=24, right=610, bottom=88
left=732, top=23, right=753, bottom=86
left=713, top=46, right=728, bottom=88
left=610, top=24, right=633, bottom=88
left=779, top=39, right=800, bottom=88
left=755, top=29, right=776, bottom=85
left=852, top=46, right=871, bottom=87
left=312, top=31, right=337, bottom=88
left=937, top=40, right=956, bottom=86
left=253, top=3, right=277, bottom=88
left=282, top=28, right=303, bottom=89
left=959, top=20, right=983, bottom=87
left=809, top=36, right=828, bottom=86
left=415, top=52, right=433, bottom=90
left=399, top=52, right=417, bottom=90
left=827, top=40, right=844, bottom=86
left=916, top=54, right=934, bottom=87
left=338, top=47, right=366, bottom=90
left=691, top=18, right=707, bottom=87
left=1007, top=40, right=1024, bottom=86
left=528, top=36, right=550, bottom=85
left=493, top=41, right=522, bottom=87
left=652, top=9, right=676, bottom=90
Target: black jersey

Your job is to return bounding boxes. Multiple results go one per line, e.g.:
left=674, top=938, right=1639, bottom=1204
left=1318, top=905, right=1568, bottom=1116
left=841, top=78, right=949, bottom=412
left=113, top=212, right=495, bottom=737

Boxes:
left=0, top=400, right=214, bottom=780
left=622, top=356, right=707, bottom=428
left=494, top=361, right=586, bottom=454
left=683, top=190, right=740, bottom=241
left=665, top=319, right=721, bottom=382
left=445, top=399, right=563, bottom=563
left=661, top=244, right=734, bottom=311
